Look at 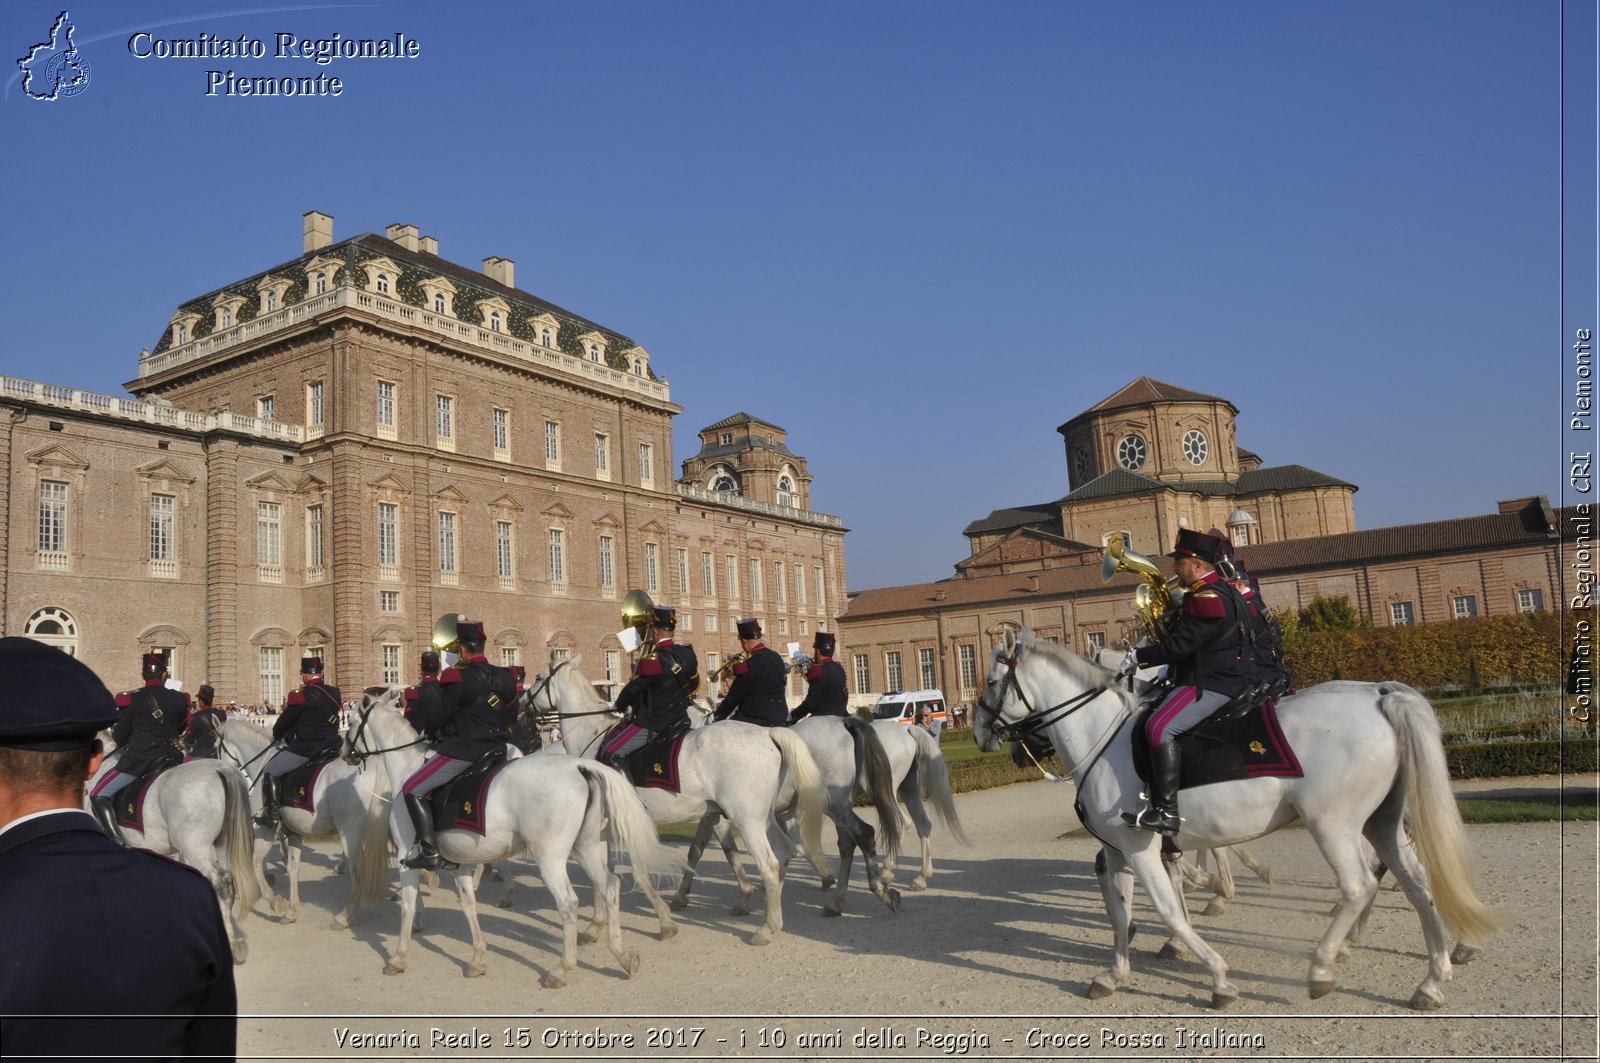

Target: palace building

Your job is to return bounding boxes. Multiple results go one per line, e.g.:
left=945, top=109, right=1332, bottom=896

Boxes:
left=1, top=212, right=846, bottom=702
left=836, top=377, right=1560, bottom=710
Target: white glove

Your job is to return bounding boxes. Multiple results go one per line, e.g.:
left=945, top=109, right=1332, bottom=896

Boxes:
left=1116, top=649, right=1139, bottom=677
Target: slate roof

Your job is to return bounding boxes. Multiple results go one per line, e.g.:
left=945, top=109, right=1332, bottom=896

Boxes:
left=1057, top=377, right=1236, bottom=432
left=702, top=412, right=786, bottom=434
left=962, top=503, right=1064, bottom=537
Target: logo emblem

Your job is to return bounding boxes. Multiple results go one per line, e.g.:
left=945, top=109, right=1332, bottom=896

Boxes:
left=18, top=11, right=92, bottom=102
left=1248, top=740, right=1266, bottom=756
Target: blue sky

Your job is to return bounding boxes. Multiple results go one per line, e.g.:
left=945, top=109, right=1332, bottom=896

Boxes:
left=2, top=1, right=1589, bottom=590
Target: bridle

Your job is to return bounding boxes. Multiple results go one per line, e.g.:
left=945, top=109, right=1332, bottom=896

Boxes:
left=342, top=693, right=429, bottom=766
left=975, top=649, right=1133, bottom=788
left=523, top=660, right=620, bottom=758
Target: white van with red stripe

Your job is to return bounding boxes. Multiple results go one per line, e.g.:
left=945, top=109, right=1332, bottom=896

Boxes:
left=872, top=690, right=947, bottom=736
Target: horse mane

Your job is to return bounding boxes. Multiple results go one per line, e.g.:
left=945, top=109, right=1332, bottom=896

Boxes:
left=359, top=695, right=418, bottom=746
left=221, top=717, right=272, bottom=758
left=1019, top=635, right=1142, bottom=714
left=550, top=658, right=607, bottom=709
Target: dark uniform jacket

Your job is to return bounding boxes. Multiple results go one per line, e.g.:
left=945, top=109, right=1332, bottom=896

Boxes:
left=432, top=655, right=518, bottom=761
left=403, top=677, right=444, bottom=736
left=111, top=681, right=190, bottom=776
left=615, top=640, right=698, bottom=735
left=0, top=810, right=236, bottom=1058
left=272, top=679, right=343, bottom=759
left=1135, top=570, right=1252, bottom=699
left=715, top=644, right=789, bottom=727
left=184, top=706, right=228, bottom=759
left=790, top=658, right=848, bottom=722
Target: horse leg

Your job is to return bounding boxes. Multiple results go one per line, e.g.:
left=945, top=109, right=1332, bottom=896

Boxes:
left=1302, top=821, right=1382, bottom=1002
left=1127, top=846, right=1237, bottom=1007
left=1231, top=842, right=1273, bottom=885
left=385, top=870, right=422, bottom=975
left=1158, top=849, right=1194, bottom=959
left=525, top=851, right=582, bottom=989
left=1200, top=847, right=1236, bottom=918
left=571, top=831, right=641, bottom=974
left=282, top=834, right=302, bottom=924
left=1089, top=847, right=1135, bottom=998
left=737, top=822, right=785, bottom=946
left=1365, top=811, right=1454, bottom=1009
left=898, top=781, right=934, bottom=891
left=451, top=868, right=489, bottom=978
left=668, top=813, right=720, bottom=911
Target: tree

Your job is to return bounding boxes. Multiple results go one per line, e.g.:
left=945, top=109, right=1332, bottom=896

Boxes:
left=1298, top=595, right=1368, bottom=632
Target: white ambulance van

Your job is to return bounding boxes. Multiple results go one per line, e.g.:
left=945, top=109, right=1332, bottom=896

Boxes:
left=872, top=690, right=948, bottom=736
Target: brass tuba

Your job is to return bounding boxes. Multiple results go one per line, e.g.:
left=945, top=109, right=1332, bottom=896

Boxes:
left=620, top=589, right=657, bottom=663
left=1101, top=537, right=1183, bottom=643
left=431, top=612, right=465, bottom=653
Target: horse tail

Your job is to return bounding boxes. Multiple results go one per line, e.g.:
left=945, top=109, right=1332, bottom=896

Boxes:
left=219, top=766, right=261, bottom=919
left=574, top=761, right=685, bottom=889
left=842, top=717, right=902, bottom=860
left=1377, top=682, right=1503, bottom=944
left=908, top=724, right=969, bottom=846
left=350, top=776, right=394, bottom=909
left=768, top=727, right=827, bottom=867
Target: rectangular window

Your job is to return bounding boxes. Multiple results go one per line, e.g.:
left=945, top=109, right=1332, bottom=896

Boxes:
left=38, top=480, right=67, bottom=555
left=750, top=559, right=764, bottom=601
left=675, top=548, right=689, bottom=596
left=1518, top=588, right=1545, bottom=613
left=550, top=647, right=571, bottom=667
left=706, top=615, right=718, bottom=633
left=885, top=650, right=903, bottom=691
left=605, top=649, right=621, bottom=692
left=958, top=644, right=978, bottom=695
left=306, top=504, right=325, bottom=571
left=1390, top=601, right=1415, bottom=627
left=259, top=647, right=284, bottom=709
left=816, top=566, right=826, bottom=613
left=702, top=552, right=715, bottom=597
left=497, top=521, right=515, bottom=581
left=639, top=442, right=654, bottom=485
left=595, top=433, right=610, bottom=478
left=645, top=542, right=660, bottom=593
left=918, top=647, right=936, bottom=690
left=795, top=564, right=807, bottom=606
left=376, top=380, right=396, bottom=428
left=853, top=654, right=871, bottom=694
left=725, top=555, right=739, bottom=598
left=258, top=394, right=276, bottom=422
left=778, top=618, right=789, bottom=636
left=1086, top=630, right=1107, bottom=654
left=1452, top=595, right=1478, bottom=620
left=377, top=502, right=398, bottom=566
left=307, top=381, right=324, bottom=428
left=705, top=651, right=720, bottom=675
left=492, top=408, right=510, bottom=454
left=549, top=528, right=565, bottom=584
left=437, top=512, right=457, bottom=577
left=435, top=394, right=454, bottom=441
left=149, top=493, right=174, bottom=562
left=501, top=647, right=520, bottom=669
left=774, top=561, right=786, bottom=605
left=545, top=421, right=560, bottom=464
left=380, top=590, right=400, bottom=613
left=799, top=619, right=808, bottom=636
left=257, top=501, right=282, bottom=566
left=381, top=644, right=401, bottom=686
left=679, top=612, right=692, bottom=632
left=598, top=535, right=615, bottom=590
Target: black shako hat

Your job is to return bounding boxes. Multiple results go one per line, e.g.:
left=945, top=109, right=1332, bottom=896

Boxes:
left=1168, top=528, right=1226, bottom=565
left=198, top=683, right=216, bottom=706
left=300, top=656, right=324, bottom=675
left=420, top=650, right=441, bottom=675
left=813, top=631, right=837, bottom=656
left=0, top=637, right=119, bottom=750
left=651, top=606, right=677, bottom=631
left=736, top=618, right=763, bottom=641
left=141, top=651, right=168, bottom=681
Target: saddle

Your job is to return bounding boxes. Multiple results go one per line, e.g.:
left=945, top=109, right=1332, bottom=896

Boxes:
left=1130, top=694, right=1302, bottom=791
left=426, top=750, right=510, bottom=837
left=619, top=727, right=690, bottom=793
left=113, top=761, right=181, bottom=831
left=278, top=753, right=341, bottom=815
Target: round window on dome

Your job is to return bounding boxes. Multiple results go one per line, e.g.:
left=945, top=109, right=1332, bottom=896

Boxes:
left=1116, top=434, right=1147, bottom=471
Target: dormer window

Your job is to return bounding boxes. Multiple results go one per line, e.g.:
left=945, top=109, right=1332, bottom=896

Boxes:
left=265, top=290, right=277, bottom=312
left=376, top=273, right=391, bottom=295
left=589, top=344, right=600, bottom=362
left=220, top=307, right=232, bottom=328
left=315, top=272, right=328, bottom=295
left=419, top=275, right=457, bottom=319
left=541, top=328, right=552, bottom=347
left=721, top=433, right=733, bottom=446
left=577, top=331, right=608, bottom=365
left=490, top=310, right=503, bottom=332
left=176, top=324, right=188, bottom=344
left=434, top=293, right=446, bottom=313
left=634, top=358, right=643, bottom=376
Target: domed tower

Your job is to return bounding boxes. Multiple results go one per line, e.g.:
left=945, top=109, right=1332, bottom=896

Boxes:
left=1057, top=376, right=1244, bottom=490
left=679, top=412, right=812, bottom=509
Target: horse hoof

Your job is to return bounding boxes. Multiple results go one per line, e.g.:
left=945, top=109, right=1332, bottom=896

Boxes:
left=1309, top=979, right=1337, bottom=999
left=667, top=897, right=688, bottom=912
left=731, top=903, right=752, bottom=917
left=1335, top=943, right=1351, bottom=962
left=1258, top=867, right=1273, bottom=885
left=231, top=944, right=248, bottom=966
left=1087, top=977, right=1117, bottom=999
left=329, top=918, right=348, bottom=932
left=909, top=878, right=929, bottom=892
left=541, top=973, right=566, bottom=989
left=269, top=897, right=289, bottom=916
left=465, top=964, right=486, bottom=979
left=620, top=951, right=641, bottom=978
left=1211, top=988, right=1239, bottom=1009
left=1156, top=942, right=1186, bottom=962
left=579, top=930, right=599, bottom=945
left=1202, top=897, right=1227, bottom=917
left=819, top=876, right=836, bottom=890
left=383, top=963, right=405, bottom=976
left=1409, top=989, right=1443, bottom=1010
left=822, top=905, right=843, bottom=918
left=496, top=897, right=513, bottom=910
left=658, top=925, right=679, bottom=941
left=885, top=889, right=901, bottom=913
left=282, top=910, right=298, bottom=925
left=748, top=931, right=772, bottom=946
left=1451, top=943, right=1482, bottom=965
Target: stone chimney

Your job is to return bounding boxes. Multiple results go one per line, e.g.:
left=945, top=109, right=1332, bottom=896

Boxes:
left=419, top=235, right=439, bottom=255
left=385, top=222, right=420, bottom=251
left=303, top=211, right=333, bottom=253
left=483, top=256, right=515, bottom=288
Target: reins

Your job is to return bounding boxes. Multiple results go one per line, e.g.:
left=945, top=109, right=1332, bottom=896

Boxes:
left=524, top=661, right=619, bottom=758
left=977, top=651, right=1132, bottom=787
left=343, top=697, right=430, bottom=765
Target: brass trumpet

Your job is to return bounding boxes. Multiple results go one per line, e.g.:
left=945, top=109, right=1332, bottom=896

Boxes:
left=1100, top=537, right=1184, bottom=643
left=708, top=651, right=748, bottom=684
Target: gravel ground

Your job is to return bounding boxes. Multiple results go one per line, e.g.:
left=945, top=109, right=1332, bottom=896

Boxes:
left=232, top=773, right=1599, bottom=1062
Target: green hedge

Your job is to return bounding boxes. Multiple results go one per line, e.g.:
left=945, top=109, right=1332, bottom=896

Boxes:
left=1447, top=739, right=1598, bottom=778
left=1281, top=610, right=1568, bottom=691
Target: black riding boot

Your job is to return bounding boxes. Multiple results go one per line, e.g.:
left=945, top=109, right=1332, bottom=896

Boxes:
left=1131, top=741, right=1182, bottom=835
left=91, top=794, right=126, bottom=846
left=253, top=773, right=280, bottom=829
left=401, top=793, right=443, bottom=870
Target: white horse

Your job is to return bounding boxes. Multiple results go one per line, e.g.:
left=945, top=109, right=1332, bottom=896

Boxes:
left=88, top=745, right=260, bottom=962
left=866, top=718, right=968, bottom=893
left=344, top=692, right=683, bottom=986
left=216, top=718, right=391, bottom=928
left=528, top=659, right=827, bottom=945
left=973, top=629, right=1502, bottom=1009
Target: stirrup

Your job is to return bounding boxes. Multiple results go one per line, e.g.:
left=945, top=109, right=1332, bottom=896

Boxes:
left=1123, top=804, right=1180, bottom=835
left=401, top=845, right=443, bottom=871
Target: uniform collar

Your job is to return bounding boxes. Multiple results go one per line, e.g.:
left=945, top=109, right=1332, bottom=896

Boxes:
left=1188, top=569, right=1224, bottom=592
left=656, top=638, right=674, bottom=647
left=143, top=679, right=165, bottom=687
left=463, top=653, right=488, bottom=663
left=304, top=676, right=324, bottom=685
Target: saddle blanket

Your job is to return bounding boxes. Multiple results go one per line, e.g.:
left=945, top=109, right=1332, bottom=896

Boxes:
left=622, top=731, right=688, bottom=793
left=279, top=755, right=340, bottom=815
left=1131, top=697, right=1302, bottom=790
left=115, top=768, right=171, bottom=832
left=427, top=758, right=511, bottom=837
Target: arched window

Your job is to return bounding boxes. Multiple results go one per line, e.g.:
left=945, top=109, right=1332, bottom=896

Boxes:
left=314, top=271, right=328, bottom=295
left=710, top=466, right=738, bottom=494
left=175, top=324, right=188, bottom=344
left=265, top=290, right=277, bottom=312
left=490, top=310, right=502, bottom=332
left=220, top=307, right=232, bottom=328
left=541, top=328, right=552, bottom=347
left=434, top=293, right=446, bottom=314
left=377, top=273, right=391, bottom=295
left=26, top=607, right=78, bottom=656
left=777, top=474, right=797, bottom=508
left=634, top=358, right=643, bottom=376
left=589, top=344, right=600, bottom=362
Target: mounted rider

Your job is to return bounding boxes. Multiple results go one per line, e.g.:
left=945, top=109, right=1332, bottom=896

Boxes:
left=1210, top=528, right=1292, bottom=695
left=253, top=657, right=343, bottom=831
left=184, top=683, right=227, bottom=760
left=398, top=615, right=517, bottom=870
left=600, top=591, right=700, bottom=767
left=402, top=650, right=443, bottom=732
left=88, top=652, right=190, bottom=843
left=788, top=631, right=848, bottom=723
left=713, top=618, right=789, bottom=727
left=1125, top=529, right=1254, bottom=835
